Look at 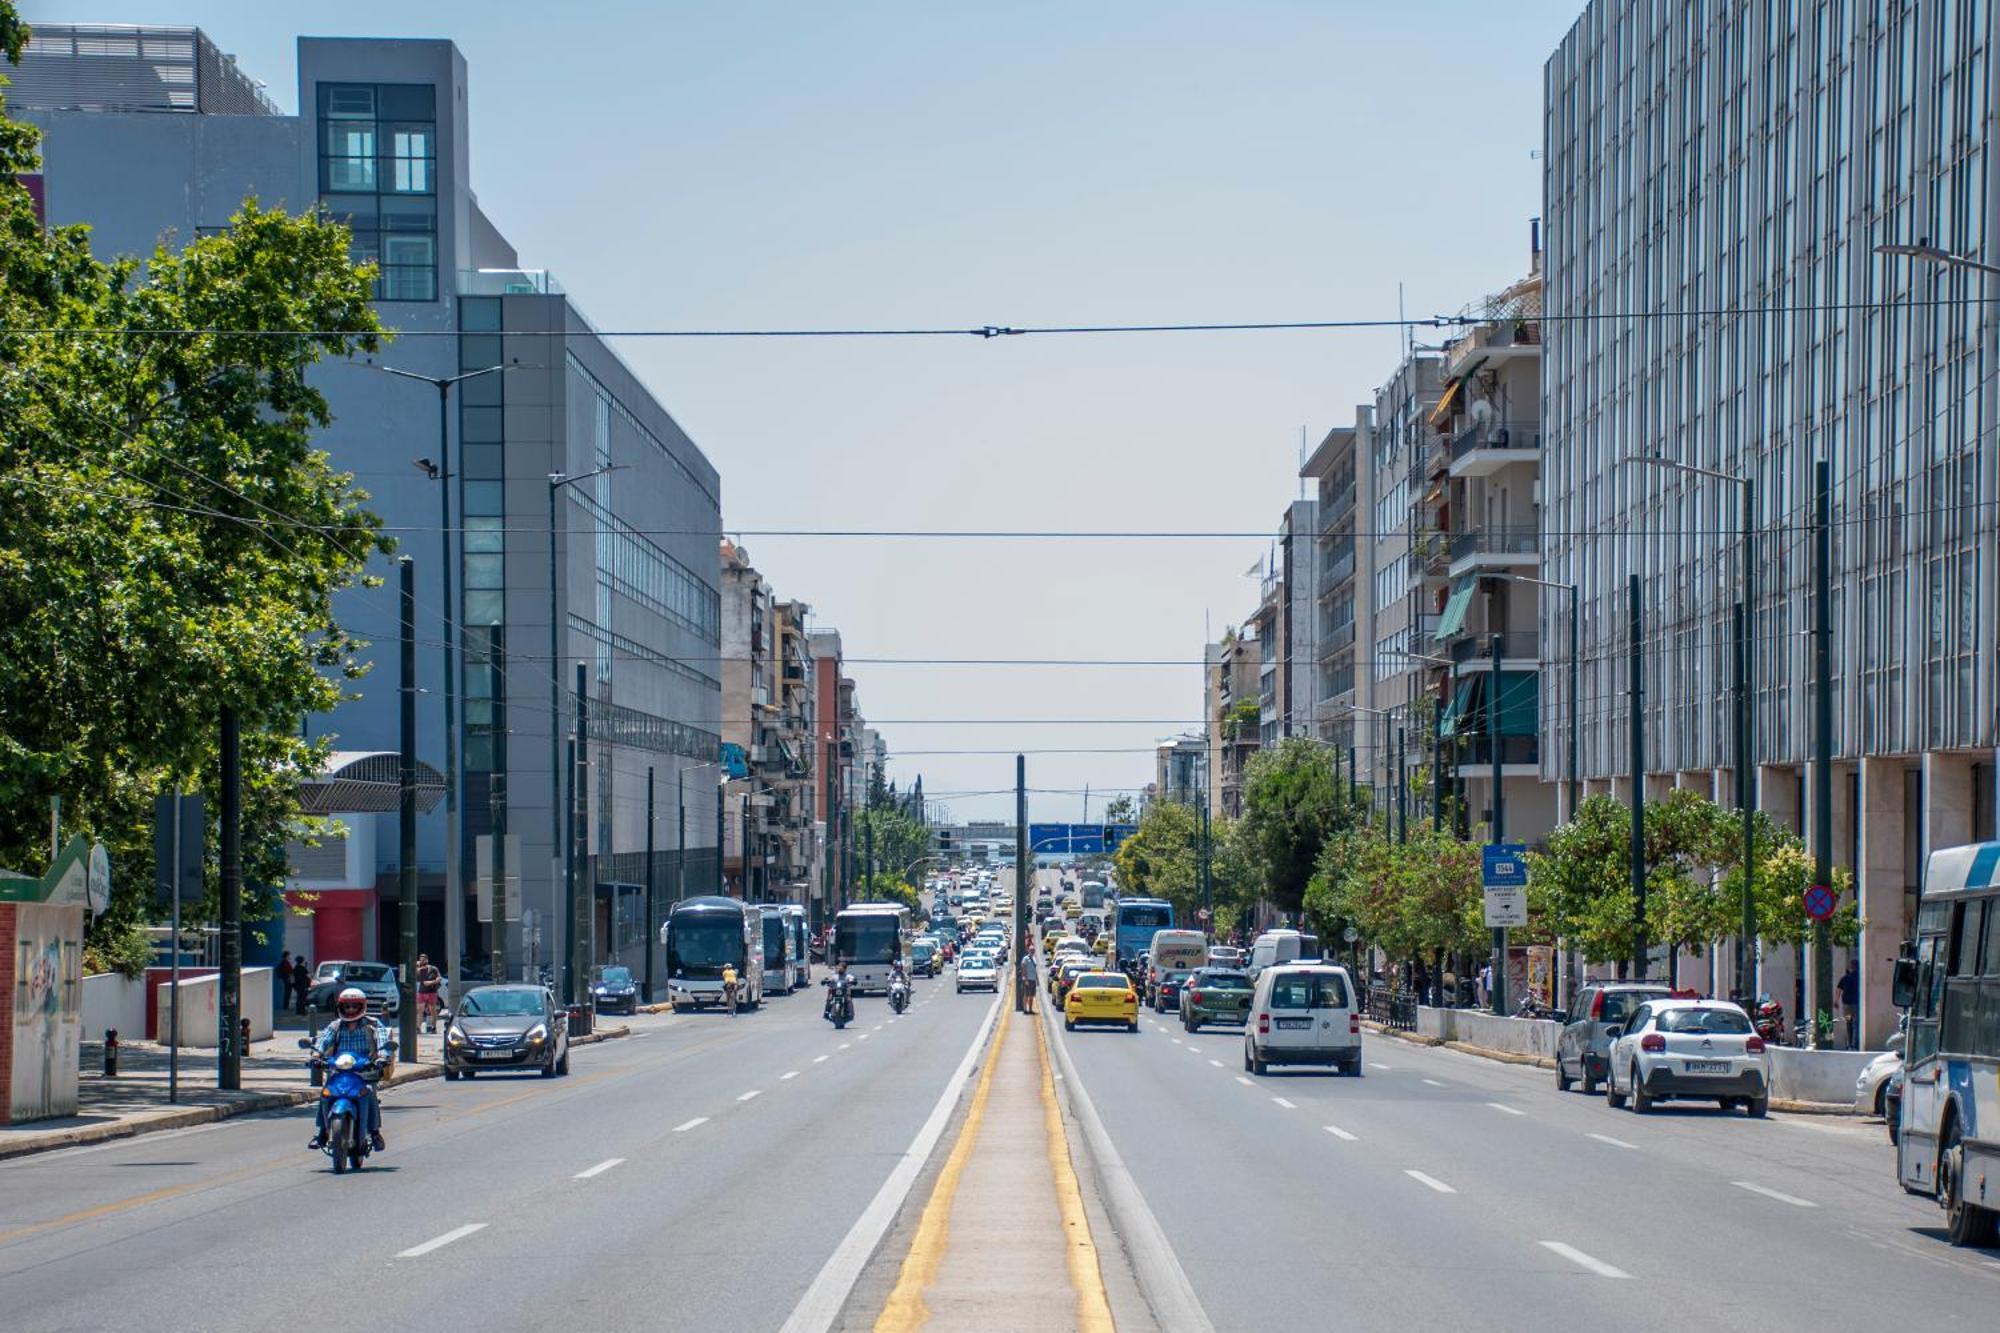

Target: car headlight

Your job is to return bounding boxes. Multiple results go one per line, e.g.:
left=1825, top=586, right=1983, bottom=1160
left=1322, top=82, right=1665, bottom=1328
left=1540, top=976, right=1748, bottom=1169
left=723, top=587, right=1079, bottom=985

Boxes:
left=445, top=1026, right=467, bottom=1047
left=526, top=1023, right=549, bottom=1045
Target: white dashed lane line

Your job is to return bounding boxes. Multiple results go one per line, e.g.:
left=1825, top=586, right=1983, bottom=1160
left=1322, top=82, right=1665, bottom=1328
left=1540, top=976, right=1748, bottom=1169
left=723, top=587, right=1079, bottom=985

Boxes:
left=396, top=1223, right=487, bottom=1258
left=813, top=1054, right=830, bottom=1063
left=1323, top=1124, right=1358, bottom=1142
left=672, top=1117, right=708, bottom=1132
left=1209, top=1059, right=1224, bottom=1068
left=1271, top=1097, right=1297, bottom=1109
left=1421, top=1078, right=1447, bottom=1088
left=1588, top=1132, right=1638, bottom=1150
left=738, top=1089, right=762, bottom=1102
left=1405, top=1170, right=1457, bottom=1194
left=1487, top=1102, right=1525, bottom=1116
left=1540, top=1241, right=1632, bottom=1279
left=1235, top=1076, right=1255, bottom=1087
left=1369, top=1062, right=1391, bottom=1071
left=1733, top=1181, right=1817, bottom=1207
left=780, top=1070, right=800, bottom=1080
left=574, top=1158, right=624, bottom=1180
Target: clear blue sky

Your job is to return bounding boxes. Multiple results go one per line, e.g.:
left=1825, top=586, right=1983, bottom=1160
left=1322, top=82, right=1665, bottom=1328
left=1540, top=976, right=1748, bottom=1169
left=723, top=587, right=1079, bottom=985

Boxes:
left=28, top=0, right=1583, bottom=820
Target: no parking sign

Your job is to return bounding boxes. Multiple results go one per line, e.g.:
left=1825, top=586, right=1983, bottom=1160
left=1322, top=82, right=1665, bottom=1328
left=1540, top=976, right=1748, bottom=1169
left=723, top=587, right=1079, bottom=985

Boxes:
left=1803, top=883, right=1837, bottom=921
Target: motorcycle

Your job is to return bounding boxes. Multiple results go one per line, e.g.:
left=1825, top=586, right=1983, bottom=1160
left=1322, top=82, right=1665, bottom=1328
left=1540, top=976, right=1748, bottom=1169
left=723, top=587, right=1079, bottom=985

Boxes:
left=302, top=1043, right=383, bottom=1175
left=1753, top=996, right=1787, bottom=1047
left=823, top=974, right=855, bottom=1030
left=888, top=974, right=910, bottom=1015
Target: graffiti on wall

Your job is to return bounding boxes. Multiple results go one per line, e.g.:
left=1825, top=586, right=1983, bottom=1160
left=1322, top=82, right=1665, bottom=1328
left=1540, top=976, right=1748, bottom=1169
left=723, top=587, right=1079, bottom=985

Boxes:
left=11, top=903, right=83, bottom=1121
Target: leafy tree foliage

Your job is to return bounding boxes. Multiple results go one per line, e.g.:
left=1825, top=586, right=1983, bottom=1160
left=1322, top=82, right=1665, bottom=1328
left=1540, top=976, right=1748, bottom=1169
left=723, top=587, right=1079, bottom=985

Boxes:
left=1102, top=794, right=1136, bottom=825
left=1239, top=738, right=1359, bottom=915
left=1306, top=823, right=1486, bottom=964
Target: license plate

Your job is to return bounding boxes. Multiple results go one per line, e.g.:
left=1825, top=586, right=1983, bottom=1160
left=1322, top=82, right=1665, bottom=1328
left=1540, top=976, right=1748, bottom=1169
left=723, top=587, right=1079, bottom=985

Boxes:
left=477, top=1049, right=512, bottom=1060
left=1683, top=1060, right=1729, bottom=1074
left=1276, top=1017, right=1312, bottom=1030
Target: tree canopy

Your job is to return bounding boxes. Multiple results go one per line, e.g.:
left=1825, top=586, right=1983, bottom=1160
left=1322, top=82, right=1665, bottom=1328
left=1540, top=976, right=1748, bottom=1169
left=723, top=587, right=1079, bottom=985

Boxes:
left=1239, top=737, right=1359, bottom=914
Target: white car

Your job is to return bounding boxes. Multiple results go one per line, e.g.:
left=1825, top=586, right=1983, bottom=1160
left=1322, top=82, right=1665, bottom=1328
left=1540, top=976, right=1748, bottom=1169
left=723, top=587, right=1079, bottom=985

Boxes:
left=1855, top=1038, right=1903, bottom=1136
left=1604, top=998, right=1770, bottom=1116
left=1243, top=962, right=1361, bottom=1076
left=956, top=952, right=1000, bottom=993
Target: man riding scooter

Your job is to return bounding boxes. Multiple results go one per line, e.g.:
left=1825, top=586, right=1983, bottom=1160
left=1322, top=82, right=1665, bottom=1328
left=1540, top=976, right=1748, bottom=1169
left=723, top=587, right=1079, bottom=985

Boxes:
left=308, top=987, right=395, bottom=1152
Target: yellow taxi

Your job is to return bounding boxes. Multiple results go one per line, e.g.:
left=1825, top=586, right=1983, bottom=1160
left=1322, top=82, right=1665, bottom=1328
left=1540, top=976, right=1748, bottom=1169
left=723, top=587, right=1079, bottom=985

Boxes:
left=1063, top=970, right=1140, bottom=1032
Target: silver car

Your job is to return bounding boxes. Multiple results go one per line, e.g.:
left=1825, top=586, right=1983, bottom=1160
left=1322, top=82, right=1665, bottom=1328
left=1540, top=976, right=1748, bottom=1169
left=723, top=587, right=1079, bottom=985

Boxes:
left=1555, top=982, right=1670, bottom=1094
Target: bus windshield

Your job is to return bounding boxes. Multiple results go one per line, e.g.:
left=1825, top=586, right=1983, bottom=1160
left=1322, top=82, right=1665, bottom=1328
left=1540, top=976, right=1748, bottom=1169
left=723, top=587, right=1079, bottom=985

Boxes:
left=669, top=916, right=744, bottom=977
left=1118, top=904, right=1172, bottom=931
left=834, top=914, right=902, bottom=966
left=762, top=915, right=786, bottom=966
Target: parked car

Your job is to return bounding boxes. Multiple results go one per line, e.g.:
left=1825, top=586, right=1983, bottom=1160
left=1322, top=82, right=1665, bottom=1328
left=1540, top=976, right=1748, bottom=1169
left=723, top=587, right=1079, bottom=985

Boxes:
left=1603, top=998, right=1769, bottom=1116
left=444, top=984, right=570, bottom=1079
left=956, top=952, right=1000, bottom=994
left=306, top=960, right=400, bottom=1017
left=589, top=964, right=639, bottom=1015
left=1180, top=967, right=1253, bottom=1031
left=1555, top=982, right=1672, bottom=1094
left=1244, top=963, right=1361, bottom=1076
left=1064, top=971, right=1139, bottom=1032
left=1855, top=1036, right=1904, bottom=1137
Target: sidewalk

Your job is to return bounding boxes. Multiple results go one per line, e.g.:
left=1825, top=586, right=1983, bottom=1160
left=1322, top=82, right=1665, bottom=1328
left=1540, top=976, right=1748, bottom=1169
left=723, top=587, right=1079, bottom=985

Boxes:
left=868, top=1001, right=1114, bottom=1333
left=0, top=1018, right=627, bottom=1161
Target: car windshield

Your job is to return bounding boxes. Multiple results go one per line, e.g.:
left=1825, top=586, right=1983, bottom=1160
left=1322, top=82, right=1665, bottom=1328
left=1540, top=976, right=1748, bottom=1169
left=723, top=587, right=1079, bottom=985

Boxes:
left=1076, top=975, right=1127, bottom=989
left=1656, top=1008, right=1753, bottom=1035
left=341, top=964, right=390, bottom=983
left=1599, top=989, right=1669, bottom=1023
left=1267, top=973, right=1349, bottom=1010
left=461, top=988, right=544, bottom=1017
left=594, top=967, right=631, bottom=986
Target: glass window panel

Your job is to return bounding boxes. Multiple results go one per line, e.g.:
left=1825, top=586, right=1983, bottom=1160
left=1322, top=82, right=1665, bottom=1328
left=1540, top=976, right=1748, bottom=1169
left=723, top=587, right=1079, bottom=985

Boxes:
left=464, top=515, right=504, bottom=553
left=322, top=121, right=375, bottom=160
left=463, top=661, right=494, bottom=699
left=460, top=406, right=504, bottom=443
left=461, top=298, right=501, bottom=333
left=347, top=232, right=381, bottom=266
left=377, top=84, right=435, bottom=119
left=459, top=334, right=502, bottom=372
left=463, top=697, right=493, bottom=726
left=465, top=589, right=505, bottom=625
left=461, top=443, right=504, bottom=480
left=319, top=84, right=375, bottom=118
left=378, top=194, right=436, bottom=231
left=323, top=156, right=377, bottom=192
left=320, top=195, right=377, bottom=228
left=459, top=368, right=502, bottom=407
left=378, top=266, right=435, bottom=301
left=464, top=733, right=493, bottom=772
left=463, top=481, right=504, bottom=515
left=464, top=552, right=505, bottom=590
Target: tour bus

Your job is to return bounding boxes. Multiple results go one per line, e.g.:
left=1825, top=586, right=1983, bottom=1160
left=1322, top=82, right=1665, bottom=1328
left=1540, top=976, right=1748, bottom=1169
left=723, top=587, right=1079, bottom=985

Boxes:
left=1110, top=897, right=1175, bottom=968
left=832, top=902, right=912, bottom=994
left=780, top=903, right=811, bottom=990
left=660, top=896, right=765, bottom=1012
left=1080, top=881, right=1108, bottom=911
left=758, top=908, right=793, bottom=995
left=1894, top=841, right=2000, bottom=1246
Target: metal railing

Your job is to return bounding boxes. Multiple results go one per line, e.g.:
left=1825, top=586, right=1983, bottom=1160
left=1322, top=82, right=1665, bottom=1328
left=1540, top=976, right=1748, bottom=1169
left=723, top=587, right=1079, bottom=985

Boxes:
left=1366, top=987, right=1417, bottom=1031
left=1449, top=419, right=1543, bottom=462
left=1448, top=526, right=1540, bottom=561
left=1447, top=631, right=1540, bottom=663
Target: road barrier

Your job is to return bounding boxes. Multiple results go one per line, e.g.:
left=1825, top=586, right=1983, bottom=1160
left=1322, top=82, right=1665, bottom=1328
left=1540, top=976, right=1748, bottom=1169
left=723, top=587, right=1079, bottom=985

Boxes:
left=1365, top=988, right=1417, bottom=1031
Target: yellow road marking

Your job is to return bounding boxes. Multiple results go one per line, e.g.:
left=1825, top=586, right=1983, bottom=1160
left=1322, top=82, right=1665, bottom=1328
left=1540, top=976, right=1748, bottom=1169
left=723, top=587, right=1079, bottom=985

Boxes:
left=874, top=1004, right=1012, bottom=1332
left=1037, top=1012, right=1114, bottom=1333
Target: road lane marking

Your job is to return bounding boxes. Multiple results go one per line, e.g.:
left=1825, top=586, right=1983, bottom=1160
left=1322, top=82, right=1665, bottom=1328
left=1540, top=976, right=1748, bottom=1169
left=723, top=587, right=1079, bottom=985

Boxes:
left=1588, top=1132, right=1638, bottom=1149
left=1540, top=1241, right=1631, bottom=1279
left=1487, top=1102, right=1525, bottom=1116
left=874, top=1025, right=884, bottom=1032
left=1235, top=1076, right=1254, bottom=1087
left=839, top=1043, right=852, bottom=1050
left=813, top=1054, right=830, bottom=1063
left=1170, top=1038, right=1183, bottom=1045
left=574, top=1158, right=624, bottom=1179
left=1369, top=1062, right=1391, bottom=1070
left=1733, top=1181, right=1816, bottom=1207
left=1405, top=1170, right=1456, bottom=1194
left=1271, top=1097, right=1297, bottom=1109
left=781, top=1070, right=800, bottom=1080
left=672, top=1117, right=708, bottom=1132
left=738, top=1090, right=762, bottom=1102
left=1209, top=1059, right=1223, bottom=1068
left=396, top=1223, right=486, bottom=1258
left=1323, top=1124, right=1357, bottom=1142
left=1421, top=1078, right=1447, bottom=1087
left=858, top=1033, right=871, bottom=1041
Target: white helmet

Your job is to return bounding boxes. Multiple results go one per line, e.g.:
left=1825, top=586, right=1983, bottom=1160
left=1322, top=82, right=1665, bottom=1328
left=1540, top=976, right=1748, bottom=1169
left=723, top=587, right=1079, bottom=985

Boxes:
left=335, top=987, right=369, bottom=1018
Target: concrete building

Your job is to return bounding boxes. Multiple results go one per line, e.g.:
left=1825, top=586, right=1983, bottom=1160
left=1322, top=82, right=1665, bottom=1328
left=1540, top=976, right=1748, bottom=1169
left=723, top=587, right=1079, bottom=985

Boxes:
left=14, top=26, right=724, bottom=990
left=1545, top=1, right=2000, bottom=1042
left=1154, top=736, right=1208, bottom=809
left=1277, top=499, right=1321, bottom=738
left=1205, top=633, right=1260, bottom=819
left=810, top=629, right=852, bottom=915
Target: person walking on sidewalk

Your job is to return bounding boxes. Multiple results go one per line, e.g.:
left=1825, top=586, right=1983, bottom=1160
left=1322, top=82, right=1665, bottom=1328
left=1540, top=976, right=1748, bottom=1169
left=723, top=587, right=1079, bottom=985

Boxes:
left=278, top=951, right=294, bottom=1012
left=1020, top=951, right=1037, bottom=1013
left=292, top=957, right=311, bottom=1017
left=416, top=954, right=442, bottom=1033
left=1838, top=959, right=1860, bottom=1048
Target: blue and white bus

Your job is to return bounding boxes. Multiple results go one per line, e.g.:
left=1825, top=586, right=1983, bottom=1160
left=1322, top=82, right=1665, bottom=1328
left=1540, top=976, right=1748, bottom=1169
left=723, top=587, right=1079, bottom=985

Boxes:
left=1895, top=841, right=2000, bottom=1246
left=1110, top=897, right=1174, bottom=969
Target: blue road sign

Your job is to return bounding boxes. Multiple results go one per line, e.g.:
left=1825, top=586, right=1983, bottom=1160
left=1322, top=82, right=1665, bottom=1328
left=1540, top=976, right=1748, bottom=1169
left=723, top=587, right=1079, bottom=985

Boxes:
left=1481, top=842, right=1528, bottom=888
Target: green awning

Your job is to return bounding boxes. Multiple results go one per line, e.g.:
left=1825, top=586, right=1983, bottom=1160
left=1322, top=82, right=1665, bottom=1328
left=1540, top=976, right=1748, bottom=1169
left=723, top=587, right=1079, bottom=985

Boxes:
left=1439, top=677, right=1479, bottom=736
left=1496, top=670, right=1538, bottom=737
left=1436, top=577, right=1476, bottom=640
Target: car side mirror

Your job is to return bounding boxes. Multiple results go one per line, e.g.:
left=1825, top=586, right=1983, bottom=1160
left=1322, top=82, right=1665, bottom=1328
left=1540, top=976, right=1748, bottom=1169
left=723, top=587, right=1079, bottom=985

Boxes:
left=1603, top=1026, right=1622, bottom=1040
left=1891, top=957, right=1917, bottom=1010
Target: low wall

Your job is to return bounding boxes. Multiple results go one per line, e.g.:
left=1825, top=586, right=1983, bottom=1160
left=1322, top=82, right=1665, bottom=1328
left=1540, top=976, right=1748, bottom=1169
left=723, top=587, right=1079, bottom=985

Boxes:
left=154, top=968, right=274, bottom=1048
left=81, top=973, right=148, bottom=1041
left=1415, top=1006, right=1450, bottom=1040
left=1415, top=1007, right=1561, bottom=1059
left=1769, top=1047, right=1876, bottom=1105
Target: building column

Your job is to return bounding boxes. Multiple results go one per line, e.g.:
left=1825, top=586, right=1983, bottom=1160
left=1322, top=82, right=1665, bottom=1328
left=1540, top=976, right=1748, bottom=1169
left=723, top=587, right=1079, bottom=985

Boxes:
left=1856, top=757, right=1906, bottom=1050
left=1921, top=752, right=1974, bottom=875
left=1757, top=764, right=1800, bottom=1011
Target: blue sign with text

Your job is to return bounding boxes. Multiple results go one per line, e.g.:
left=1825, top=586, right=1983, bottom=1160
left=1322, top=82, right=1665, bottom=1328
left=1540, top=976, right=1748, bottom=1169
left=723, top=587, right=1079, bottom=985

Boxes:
left=1481, top=842, right=1528, bottom=888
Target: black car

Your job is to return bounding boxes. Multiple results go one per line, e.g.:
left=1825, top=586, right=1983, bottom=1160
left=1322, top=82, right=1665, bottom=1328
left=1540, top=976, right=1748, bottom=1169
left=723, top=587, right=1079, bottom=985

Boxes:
left=590, top=964, right=639, bottom=1014
left=444, top=984, right=570, bottom=1079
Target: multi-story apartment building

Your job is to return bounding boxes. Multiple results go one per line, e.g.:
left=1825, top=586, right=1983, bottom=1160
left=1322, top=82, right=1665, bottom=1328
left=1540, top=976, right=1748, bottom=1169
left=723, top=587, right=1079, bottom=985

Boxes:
left=1431, top=247, right=1557, bottom=844
left=1302, top=423, right=1366, bottom=760
left=769, top=599, right=820, bottom=905
left=1205, top=633, right=1260, bottom=819
left=14, top=27, right=724, bottom=991
left=809, top=630, right=864, bottom=915
left=1545, top=1, right=2000, bottom=1040
left=1277, top=500, right=1321, bottom=738
left=1154, top=736, right=1208, bottom=809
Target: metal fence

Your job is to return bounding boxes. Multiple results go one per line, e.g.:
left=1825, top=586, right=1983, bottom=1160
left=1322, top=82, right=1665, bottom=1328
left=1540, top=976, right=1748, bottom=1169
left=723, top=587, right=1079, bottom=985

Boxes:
left=1365, top=987, right=1417, bottom=1031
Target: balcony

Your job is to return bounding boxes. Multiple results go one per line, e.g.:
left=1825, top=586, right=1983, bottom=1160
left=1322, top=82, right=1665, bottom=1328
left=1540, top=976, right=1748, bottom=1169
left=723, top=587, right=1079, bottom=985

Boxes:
left=1318, top=488, right=1357, bottom=534
left=458, top=268, right=562, bottom=296
left=1321, top=546, right=1356, bottom=591
left=1447, top=631, right=1540, bottom=664
left=1319, top=619, right=1356, bottom=655
left=1448, top=419, right=1542, bottom=478
left=1453, top=734, right=1540, bottom=768
left=1447, top=525, right=1539, bottom=576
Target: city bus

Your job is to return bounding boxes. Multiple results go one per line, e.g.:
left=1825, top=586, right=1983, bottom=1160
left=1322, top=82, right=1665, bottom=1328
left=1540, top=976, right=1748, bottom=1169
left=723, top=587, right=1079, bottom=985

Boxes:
left=1110, top=897, right=1174, bottom=969
left=1895, top=840, right=2000, bottom=1246
left=758, top=907, right=793, bottom=996
left=832, top=902, right=911, bottom=994
left=779, top=903, right=811, bottom=991
left=660, top=897, right=765, bottom=1012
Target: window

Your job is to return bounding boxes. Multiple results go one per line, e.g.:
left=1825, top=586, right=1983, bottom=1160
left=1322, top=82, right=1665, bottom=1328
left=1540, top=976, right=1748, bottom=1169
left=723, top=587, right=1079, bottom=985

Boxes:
left=318, top=82, right=437, bottom=302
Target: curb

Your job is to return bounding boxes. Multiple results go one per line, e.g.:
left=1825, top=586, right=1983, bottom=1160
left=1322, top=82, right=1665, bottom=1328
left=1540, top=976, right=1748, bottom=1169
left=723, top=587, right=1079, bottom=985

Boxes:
left=0, top=1026, right=630, bottom=1163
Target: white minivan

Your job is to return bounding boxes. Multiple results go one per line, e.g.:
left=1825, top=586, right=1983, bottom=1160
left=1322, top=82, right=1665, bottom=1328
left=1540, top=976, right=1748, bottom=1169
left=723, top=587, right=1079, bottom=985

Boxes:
left=1246, top=928, right=1322, bottom=983
left=1244, top=962, right=1361, bottom=1076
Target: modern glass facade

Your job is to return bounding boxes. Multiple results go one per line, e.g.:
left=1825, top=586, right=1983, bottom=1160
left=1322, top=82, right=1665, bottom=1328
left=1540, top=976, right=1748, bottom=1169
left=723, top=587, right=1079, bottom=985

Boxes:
left=317, top=82, right=437, bottom=301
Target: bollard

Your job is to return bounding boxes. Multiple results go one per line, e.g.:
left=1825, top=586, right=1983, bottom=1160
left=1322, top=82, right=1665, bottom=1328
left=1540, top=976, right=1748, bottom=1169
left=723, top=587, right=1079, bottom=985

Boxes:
left=241, top=1017, right=252, bottom=1056
left=103, top=1028, right=119, bottom=1077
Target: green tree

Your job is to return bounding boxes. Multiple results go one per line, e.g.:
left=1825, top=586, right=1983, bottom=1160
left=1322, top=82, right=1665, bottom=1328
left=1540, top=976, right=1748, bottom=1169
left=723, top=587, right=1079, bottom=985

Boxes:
left=1307, top=823, right=1486, bottom=966
left=1240, top=737, right=1358, bottom=915
left=1111, top=799, right=1200, bottom=913
left=1103, top=794, right=1137, bottom=825
left=0, top=17, right=389, bottom=965
left=855, top=804, right=934, bottom=886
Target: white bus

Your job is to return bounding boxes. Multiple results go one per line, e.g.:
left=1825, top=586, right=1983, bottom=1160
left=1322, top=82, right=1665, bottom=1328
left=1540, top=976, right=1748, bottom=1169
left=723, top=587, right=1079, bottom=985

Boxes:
left=832, top=902, right=912, bottom=994
left=779, top=903, right=811, bottom=991
left=757, top=907, right=793, bottom=995
left=660, top=897, right=765, bottom=1012
left=1894, top=841, right=2000, bottom=1246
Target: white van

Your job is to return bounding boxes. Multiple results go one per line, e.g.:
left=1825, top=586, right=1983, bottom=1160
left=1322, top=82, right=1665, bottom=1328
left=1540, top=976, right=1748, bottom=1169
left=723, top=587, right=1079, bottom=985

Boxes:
left=1244, top=963, right=1360, bottom=1076
left=1247, top=929, right=1322, bottom=982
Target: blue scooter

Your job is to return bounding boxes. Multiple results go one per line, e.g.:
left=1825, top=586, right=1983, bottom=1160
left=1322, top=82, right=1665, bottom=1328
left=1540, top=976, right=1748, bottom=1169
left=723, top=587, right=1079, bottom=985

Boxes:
left=302, top=1042, right=382, bottom=1174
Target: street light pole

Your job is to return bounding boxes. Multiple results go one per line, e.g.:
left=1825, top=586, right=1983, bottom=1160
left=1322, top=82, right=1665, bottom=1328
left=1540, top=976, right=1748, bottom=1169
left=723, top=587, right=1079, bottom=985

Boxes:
left=1812, top=458, right=1835, bottom=1046
left=1628, top=575, right=1647, bottom=980
left=1489, top=632, right=1506, bottom=1016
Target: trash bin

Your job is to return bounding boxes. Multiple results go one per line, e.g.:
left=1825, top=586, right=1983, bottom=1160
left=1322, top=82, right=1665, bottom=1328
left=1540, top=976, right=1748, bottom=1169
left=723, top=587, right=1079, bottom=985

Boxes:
left=568, top=1003, right=593, bottom=1038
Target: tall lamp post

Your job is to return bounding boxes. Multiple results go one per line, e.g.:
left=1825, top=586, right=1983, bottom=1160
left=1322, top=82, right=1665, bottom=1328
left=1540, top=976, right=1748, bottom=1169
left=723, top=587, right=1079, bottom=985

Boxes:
left=1637, top=455, right=1757, bottom=1002
left=1394, top=648, right=1457, bottom=834
left=378, top=361, right=502, bottom=1000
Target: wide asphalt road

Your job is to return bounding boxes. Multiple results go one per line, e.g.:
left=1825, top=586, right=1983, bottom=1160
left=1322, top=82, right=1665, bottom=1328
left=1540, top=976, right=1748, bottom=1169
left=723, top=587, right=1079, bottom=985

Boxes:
left=1051, top=996, right=2000, bottom=1331
left=0, top=970, right=998, bottom=1333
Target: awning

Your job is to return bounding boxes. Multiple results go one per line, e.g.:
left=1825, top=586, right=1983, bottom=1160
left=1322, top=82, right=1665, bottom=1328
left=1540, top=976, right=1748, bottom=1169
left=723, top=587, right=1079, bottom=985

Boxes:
left=1439, top=677, right=1478, bottom=737
left=1427, top=378, right=1464, bottom=427
left=296, top=750, right=445, bottom=815
left=1436, top=576, right=1477, bottom=639
left=1496, top=670, right=1539, bottom=737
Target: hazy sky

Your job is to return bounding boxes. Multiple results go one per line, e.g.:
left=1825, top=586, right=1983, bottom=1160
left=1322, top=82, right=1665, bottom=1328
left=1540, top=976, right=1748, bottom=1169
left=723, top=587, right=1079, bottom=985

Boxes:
left=30, top=0, right=1582, bottom=820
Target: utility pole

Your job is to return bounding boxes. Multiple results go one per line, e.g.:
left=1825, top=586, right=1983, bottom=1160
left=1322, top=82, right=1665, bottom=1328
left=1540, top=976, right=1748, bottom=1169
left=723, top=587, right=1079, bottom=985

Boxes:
left=218, top=705, right=242, bottom=1091
left=645, top=766, right=657, bottom=1002
left=715, top=776, right=726, bottom=896
left=1346, top=744, right=1357, bottom=812
left=1489, top=632, right=1506, bottom=1015
left=864, top=810, right=875, bottom=896
left=563, top=737, right=577, bottom=1003
left=1395, top=724, right=1407, bottom=844
left=1015, top=754, right=1029, bottom=1012
left=677, top=767, right=687, bottom=906
left=1200, top=797, right=1213, bottom=932
left=1431, top=680, right=1444, bottom=833
left=398, top=557, right=419, bottom=1054
left=1812, top=458, right=1834, bottom=1046
left=489, top=623, right=509, bottom=985
left=1740, top=471, right=1759, bottom=1005
left=1628, top=575, right=1647, bottom=979
left=1734, top=598, right=1754, bottom=1001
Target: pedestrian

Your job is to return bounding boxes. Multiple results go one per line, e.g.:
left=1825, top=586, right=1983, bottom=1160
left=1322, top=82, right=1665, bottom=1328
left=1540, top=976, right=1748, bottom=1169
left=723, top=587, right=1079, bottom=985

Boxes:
left=293, top=956, right=311, bottom=1017
left=416, top=953, right=442, bottom=1033
left=277, top=951, right=293, bottom=1012
left=1020, top=951, right=1037, bottom=1013
left=1838, top=958, right=1860, bottom=1048
left=1441, top=967, right=1458, bottom=1010
left=1477, top=962, right=1493, bottom=1008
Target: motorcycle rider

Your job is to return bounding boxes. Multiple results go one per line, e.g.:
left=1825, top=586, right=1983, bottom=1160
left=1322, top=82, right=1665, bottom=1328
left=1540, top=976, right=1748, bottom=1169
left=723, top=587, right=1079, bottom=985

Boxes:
left=888, top=959, right=911, bottom=1012
left=308, top=987, right=395, bottom=1152
left=823, top=960, right=854, bottom=1023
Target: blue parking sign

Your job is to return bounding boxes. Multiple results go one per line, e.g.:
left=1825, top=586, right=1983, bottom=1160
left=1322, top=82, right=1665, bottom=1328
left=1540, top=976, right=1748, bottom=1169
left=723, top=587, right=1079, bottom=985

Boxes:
left=1481, top=843, right=1527, bottom=888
